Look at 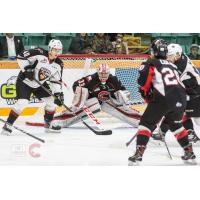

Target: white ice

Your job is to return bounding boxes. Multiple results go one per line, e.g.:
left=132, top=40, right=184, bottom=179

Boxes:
left=0, top=116, right=200, bottom=166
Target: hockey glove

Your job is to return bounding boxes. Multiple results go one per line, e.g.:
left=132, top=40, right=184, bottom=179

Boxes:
left=24, top=60, right=38, bottom=81
left=24, top=66, right=35, bottom=80
left=54, top=92, right=64, bottom=106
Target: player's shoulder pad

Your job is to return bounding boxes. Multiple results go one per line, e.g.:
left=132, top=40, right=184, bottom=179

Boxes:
left=17, top=48, right=48, bottom=59
left=55, top=57, right=64, bottom=68
left=139, top=59, right=160, bottom=71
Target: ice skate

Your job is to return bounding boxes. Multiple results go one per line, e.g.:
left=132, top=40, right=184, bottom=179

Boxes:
left=1, top=124, right=12, bottom=136
left=128, top=145, right=145, bottom=166
left=181, top=144, right=196, bottom=165
left=44, top=120, right=61, bottom=133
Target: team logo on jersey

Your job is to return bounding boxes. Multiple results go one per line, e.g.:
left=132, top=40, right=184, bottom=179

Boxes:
left=38, top=67, right=51, bottom=81
left=98, top=91, right=110, bottom=102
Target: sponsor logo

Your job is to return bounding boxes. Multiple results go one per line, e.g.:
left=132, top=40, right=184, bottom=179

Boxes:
left=0, top=76, right=43, bottom=105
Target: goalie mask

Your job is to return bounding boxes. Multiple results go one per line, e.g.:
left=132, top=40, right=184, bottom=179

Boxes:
left=97, top=63, right=110, bottom=84
left=48, top=39, right=63, bottom=55
left=151, top=39, right=168, bottom=59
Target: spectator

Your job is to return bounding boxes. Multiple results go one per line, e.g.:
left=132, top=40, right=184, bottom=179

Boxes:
left=69, top=33, right=93, bottom=54
left=92, top=33, right=113, bottom=53
left=112, top=34, right=128, bottom=54
left=0, top=33, right=24, bottom=59
left=188, top=44, right=200, bottom=60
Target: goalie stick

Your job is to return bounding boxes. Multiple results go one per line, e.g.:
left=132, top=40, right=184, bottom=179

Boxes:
left=33, top=78, right=112, bottom=135
left=0, top=118, right=45, bottom=143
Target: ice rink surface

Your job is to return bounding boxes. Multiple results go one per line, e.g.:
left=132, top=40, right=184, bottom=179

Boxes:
left=0, top=116, right=200, bottom=166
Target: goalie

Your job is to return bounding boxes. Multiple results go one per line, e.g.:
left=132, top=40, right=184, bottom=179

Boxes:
left=52, top=63, right=141, bottom=128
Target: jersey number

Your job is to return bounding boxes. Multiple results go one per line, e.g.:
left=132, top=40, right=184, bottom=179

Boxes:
left=161, top=68, right=178, bottom=85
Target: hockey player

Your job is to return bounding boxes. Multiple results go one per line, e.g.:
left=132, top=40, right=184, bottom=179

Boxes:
left=51, top=63, right=141, bottom=128
left=128, top=39, right=196, bottom=165
left=152, top=43, right=200, bottom=143
left=1, top=39, right=64, bottom=135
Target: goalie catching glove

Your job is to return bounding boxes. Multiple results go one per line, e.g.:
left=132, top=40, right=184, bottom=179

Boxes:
left=112, top=90, right=131, bottom=105
left=54, top=92, right=64, bottom=106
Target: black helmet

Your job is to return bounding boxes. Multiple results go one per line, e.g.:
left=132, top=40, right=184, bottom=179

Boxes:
left=151, top=39, right=168, bottom=59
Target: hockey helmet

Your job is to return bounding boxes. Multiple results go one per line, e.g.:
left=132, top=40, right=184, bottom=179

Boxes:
left=167, top=43, right=182, bottom=57
left=48, top=39, right=63, bottom=54
left=151, top=39, right=168, bottom=59
left=97, top=63, right=110, bottom=84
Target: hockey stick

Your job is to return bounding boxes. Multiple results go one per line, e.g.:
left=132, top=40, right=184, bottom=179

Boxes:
left=157, top=127, right=172, bottom=160
left=126, top=133, right=137, bottom=146
left=33, top=78, right=112, bottom=135
left=0, top=118, right=45, bottom=143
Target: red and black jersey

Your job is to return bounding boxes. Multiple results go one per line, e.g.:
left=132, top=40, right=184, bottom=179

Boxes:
left=138, top=58, right=186, bottom=105
left=73, top=72, right=125, bottom=102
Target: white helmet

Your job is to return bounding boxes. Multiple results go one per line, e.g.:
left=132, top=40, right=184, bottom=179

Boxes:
left=167, top=43, right=182, bottom=57
left=48, top=39, right=63, bottom=54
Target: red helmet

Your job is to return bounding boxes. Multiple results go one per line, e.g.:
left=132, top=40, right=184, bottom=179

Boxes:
left=97, top=63, right=110, bottom=84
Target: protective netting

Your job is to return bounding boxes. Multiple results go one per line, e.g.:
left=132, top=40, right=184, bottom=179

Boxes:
left=59, top=54, right=149, bottom=103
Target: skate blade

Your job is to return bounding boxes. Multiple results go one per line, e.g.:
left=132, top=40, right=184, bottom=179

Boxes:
left=183, top=159, right=197, bottom=165
left=0, top=131, right=12, bottom=136
left=45, top=129, right=61, bottom=134
left=128, top=160, right=140, bottom=166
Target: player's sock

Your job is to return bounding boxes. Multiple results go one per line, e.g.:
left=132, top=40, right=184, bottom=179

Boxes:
left=44, top=110, right=61, bottom=133
left=128, top=130, right=151, bottom=165
left=1, top=110, right=19, bottom=135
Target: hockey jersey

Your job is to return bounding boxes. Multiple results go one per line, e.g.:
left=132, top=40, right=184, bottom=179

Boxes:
left=174, top=53, right=200, bottom=98
left=73, top=72, right=125, bottom=102
left=138, top=58, right=186, bottom=105
left=17, top=48, right=64, bottom=93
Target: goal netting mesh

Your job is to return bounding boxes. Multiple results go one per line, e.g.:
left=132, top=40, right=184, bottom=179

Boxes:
left=59, top=54, right=149, bottom=104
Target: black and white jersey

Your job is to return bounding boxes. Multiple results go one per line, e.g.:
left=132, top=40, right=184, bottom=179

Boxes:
left=175, top=53, right=200, bottom=97
left=17, top=48, right=64, bottom=93
left=138, top=58, right=185, bottom=104
left=73, top=72, right=125, bottom=102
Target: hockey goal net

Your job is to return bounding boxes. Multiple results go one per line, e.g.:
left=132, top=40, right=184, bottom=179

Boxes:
left=59, top=54, right=149, bottom=105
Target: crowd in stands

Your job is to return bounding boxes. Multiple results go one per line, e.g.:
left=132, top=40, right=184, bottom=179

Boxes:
left=0, top=33, right=200, bottom=60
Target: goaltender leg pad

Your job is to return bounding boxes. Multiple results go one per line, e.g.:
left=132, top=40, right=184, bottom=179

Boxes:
left=52, top=98, right=101, bottom=128
left=72, top=86, right=89, bottom=109
left=101, top=101, right=141, bottom=127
